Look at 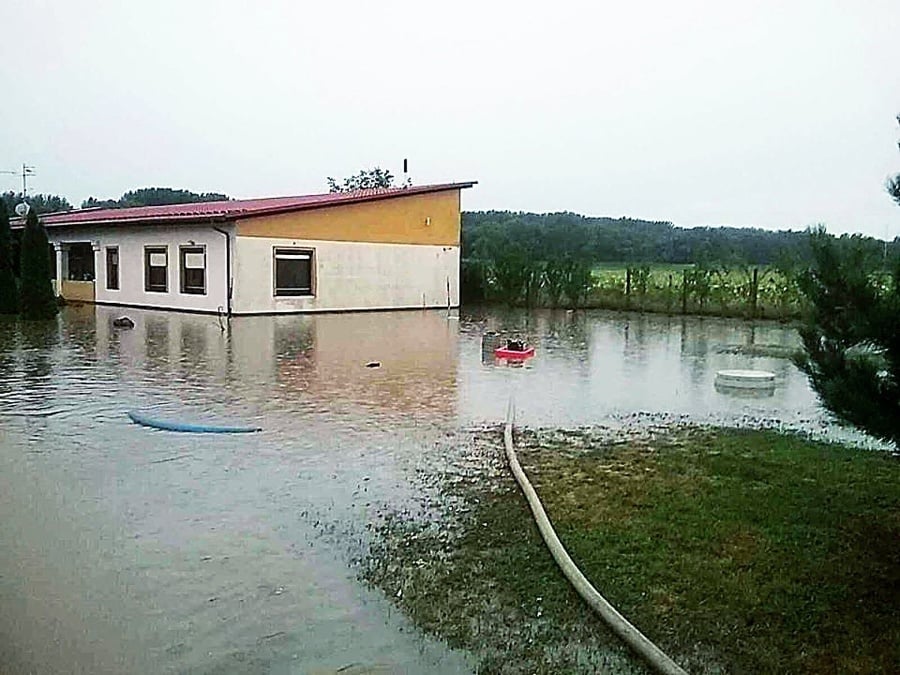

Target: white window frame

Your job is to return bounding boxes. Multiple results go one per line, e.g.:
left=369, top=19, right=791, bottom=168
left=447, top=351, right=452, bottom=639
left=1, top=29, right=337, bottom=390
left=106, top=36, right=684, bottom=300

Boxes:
left=144, top=245, right=168, bottom=293
left=179, top=245, right=207, bottom=295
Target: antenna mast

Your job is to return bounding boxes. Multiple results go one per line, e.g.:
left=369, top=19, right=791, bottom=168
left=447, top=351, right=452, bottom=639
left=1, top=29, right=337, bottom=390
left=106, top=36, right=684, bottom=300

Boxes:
left=21, top=164, right=35, bottom=197
left=1, top=164, right=36, bottom=198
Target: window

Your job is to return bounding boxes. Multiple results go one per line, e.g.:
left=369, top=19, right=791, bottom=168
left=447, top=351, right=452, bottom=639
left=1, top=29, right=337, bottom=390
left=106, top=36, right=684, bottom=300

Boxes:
left=67, top=243, right=95, bottom=281
left=274, top=248, right=314, bottom=296
left=144, top=246, right=168, bottom=293
left=180, top=245, right=206, bottom=295
left=106, top=247, right=119, bottom=290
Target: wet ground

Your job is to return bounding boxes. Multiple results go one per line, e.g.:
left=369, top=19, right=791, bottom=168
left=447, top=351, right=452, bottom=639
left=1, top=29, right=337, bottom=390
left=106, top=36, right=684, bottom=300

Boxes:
left=0, top=305, right=864, bottom=674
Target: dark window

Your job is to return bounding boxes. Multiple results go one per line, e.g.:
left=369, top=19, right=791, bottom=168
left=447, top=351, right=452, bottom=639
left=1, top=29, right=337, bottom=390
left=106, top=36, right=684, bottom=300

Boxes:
left=106, top=247, right=119, bottom=290
left=145, top=246, right=168, bottom=293
left=67, top=243, right=95, bottom=281
left=180, top=246, right=206, bottom=295
left=274, top=248, right=314, bottom=296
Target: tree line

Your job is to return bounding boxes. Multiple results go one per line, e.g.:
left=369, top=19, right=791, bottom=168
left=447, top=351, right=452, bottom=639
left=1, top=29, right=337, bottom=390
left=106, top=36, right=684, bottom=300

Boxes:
left=462, top=210, right=897, bottom=268
left=1, top=187, right=230, bottom=216
left=81, top=187, right=230, bottom=209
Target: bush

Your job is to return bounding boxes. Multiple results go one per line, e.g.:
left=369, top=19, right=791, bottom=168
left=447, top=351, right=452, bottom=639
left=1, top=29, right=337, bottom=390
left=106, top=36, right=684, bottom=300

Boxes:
left=0, top=201, right=17, bottom=314
left=19, top=209, right=57, bottom=320
left=795, top=230, right=900, bottom=446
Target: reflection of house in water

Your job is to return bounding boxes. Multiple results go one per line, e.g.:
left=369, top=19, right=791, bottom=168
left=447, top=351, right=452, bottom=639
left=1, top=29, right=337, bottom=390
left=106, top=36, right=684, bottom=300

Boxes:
left=231, top=312, right=459, bottom=417
left=90, top=306, right=459, bottom=418
left=93, top=306, right=231, bottom=383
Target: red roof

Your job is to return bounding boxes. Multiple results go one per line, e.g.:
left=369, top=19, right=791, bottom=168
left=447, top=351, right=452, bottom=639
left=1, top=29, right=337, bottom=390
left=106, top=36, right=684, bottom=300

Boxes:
left=28, top=182, right=476, bottom=228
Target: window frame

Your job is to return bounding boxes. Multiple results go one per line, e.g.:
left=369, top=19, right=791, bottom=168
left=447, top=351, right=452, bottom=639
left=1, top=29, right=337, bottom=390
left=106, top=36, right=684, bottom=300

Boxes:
left=179, top=244, right=207, bottom=295
left=273, top=247, right=315, bottom=297
left=106, top=246, right=119, bottom=291
left=144, top=245, right=169, bottom=293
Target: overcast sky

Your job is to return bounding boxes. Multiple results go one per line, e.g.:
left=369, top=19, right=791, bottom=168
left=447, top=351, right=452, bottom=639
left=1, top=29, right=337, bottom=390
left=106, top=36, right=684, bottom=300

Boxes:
left=2, top=0, right=898, bottom=237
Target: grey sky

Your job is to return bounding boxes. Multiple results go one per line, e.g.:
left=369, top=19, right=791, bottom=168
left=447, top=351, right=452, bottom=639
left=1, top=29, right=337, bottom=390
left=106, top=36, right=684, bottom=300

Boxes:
left=2, top=0, right=898, bottom=238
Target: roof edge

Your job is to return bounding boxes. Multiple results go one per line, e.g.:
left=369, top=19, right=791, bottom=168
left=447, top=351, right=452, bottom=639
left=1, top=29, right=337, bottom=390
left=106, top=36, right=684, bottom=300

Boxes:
left=232, top=181, right=478, bottom=222
left=12, top=181, right=478, bottom=229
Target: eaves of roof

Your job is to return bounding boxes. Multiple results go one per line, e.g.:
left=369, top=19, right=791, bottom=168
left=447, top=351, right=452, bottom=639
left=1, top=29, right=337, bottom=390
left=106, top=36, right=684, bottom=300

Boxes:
left=11, top=181, right=477, bottom=229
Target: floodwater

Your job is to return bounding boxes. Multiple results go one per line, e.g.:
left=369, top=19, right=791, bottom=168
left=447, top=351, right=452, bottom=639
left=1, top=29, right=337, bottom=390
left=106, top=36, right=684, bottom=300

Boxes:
left=0, top=305, right=860, bottom=674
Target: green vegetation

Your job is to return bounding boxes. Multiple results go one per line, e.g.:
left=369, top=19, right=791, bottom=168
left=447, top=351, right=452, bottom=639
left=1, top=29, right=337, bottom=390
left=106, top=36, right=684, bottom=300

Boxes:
left=81, top=187, right=231, bottom=209
left=1, top=191, right=72, bottom=215
left=362, top=427, right=900, bottom=674
left=326, top=166, right=401, bottom=193
left=792, top=116, right=900, bottom=446
left=794, top=242, right=899, bottom=447
left=18, top=209, right=57, bottom=320
left=0, top=201, right=17, bottom=314
left=590, top=263, right=804, bottom=319
left=462, top=211, right=898, bottom=271
left=461, top=211, right=896, bottom=316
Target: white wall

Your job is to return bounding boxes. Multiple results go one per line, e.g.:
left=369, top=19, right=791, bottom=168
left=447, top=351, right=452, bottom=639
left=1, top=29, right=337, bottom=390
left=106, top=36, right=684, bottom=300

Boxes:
left=232, top=236, right=460, bottom=314
left=47, top=224, right=232, bottom=313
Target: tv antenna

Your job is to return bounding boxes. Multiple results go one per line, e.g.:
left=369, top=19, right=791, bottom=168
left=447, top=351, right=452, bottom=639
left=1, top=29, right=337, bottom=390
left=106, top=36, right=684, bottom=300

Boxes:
left=1, top=164, right=36, bottom=197
left=1, top=164, right=36, bottom=217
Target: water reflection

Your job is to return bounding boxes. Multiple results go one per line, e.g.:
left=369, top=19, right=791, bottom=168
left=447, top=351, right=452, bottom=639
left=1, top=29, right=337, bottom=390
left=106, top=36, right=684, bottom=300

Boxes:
left=455, top=309, right=837, bottom=435
left=0, top=304, right=876, bottom=675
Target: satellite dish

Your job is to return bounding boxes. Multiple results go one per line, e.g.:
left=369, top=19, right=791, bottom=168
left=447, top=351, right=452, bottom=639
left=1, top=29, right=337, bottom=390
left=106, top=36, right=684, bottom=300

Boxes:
left=14, top=202, right=30, bottom=217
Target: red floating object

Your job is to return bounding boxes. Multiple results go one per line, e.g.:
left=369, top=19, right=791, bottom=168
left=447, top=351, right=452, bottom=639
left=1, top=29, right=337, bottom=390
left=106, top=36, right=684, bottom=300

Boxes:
left=495, top=346, right=535, bottom=360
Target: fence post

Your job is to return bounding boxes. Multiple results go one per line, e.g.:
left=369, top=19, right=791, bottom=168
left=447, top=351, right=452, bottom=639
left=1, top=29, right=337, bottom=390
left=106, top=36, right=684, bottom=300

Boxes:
left=667, top=273, right=673, bottom=313
left=625, top=267, right=632, bottom=309
left=750, top=267, right=759, bottom=319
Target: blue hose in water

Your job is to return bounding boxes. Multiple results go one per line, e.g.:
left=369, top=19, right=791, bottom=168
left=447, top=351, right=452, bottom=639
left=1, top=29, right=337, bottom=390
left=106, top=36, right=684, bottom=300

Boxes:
left=127, top=410, right=261, bottom=434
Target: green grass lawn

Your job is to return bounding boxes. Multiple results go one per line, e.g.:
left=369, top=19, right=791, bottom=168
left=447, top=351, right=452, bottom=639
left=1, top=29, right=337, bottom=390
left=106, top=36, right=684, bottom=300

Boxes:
left=362, top=427, right=899, bottom=674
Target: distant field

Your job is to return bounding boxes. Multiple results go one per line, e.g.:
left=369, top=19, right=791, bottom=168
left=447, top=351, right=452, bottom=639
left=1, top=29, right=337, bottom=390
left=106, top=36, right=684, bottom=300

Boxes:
left=587, top=263, right=804, bottom=320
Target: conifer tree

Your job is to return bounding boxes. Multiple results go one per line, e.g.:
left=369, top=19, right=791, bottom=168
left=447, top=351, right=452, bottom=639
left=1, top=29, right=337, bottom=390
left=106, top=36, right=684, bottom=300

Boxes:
left=19, top=208, right=57, bottom=320
left=795, top=115, right=900, bottom=446
left=794, top=231, right=899, bottom=445
left=0, top=201, right=17, bottom=314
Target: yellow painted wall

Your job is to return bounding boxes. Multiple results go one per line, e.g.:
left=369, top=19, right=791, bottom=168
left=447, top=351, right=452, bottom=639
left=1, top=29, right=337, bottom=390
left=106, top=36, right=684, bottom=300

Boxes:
left=236, top=189, right=461, bottom=246
left=60, top=280, right=96, bottom=303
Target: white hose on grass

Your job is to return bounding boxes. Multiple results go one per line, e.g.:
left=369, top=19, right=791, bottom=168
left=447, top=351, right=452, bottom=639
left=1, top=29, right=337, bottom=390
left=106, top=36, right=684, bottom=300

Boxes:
left=503, top=421, right=688, bottom=675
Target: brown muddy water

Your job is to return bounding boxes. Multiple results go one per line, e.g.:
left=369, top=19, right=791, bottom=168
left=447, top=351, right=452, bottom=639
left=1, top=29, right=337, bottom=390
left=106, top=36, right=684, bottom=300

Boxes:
left=0, top=305, right=861, bottom=674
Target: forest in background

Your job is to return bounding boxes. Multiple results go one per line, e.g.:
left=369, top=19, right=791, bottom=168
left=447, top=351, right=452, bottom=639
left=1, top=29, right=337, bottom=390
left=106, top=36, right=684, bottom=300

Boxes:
left=462, top=210, right=898, bottom=267
left=460, top=210, right=899, bottom=316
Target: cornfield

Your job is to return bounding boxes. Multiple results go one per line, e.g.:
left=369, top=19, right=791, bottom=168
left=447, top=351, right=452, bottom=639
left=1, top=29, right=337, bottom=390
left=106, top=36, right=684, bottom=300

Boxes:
left=588, top=265, right=806, bottom=320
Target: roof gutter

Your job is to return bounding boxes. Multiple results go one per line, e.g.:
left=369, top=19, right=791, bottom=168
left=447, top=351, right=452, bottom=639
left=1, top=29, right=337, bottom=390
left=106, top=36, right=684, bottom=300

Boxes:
left=212, top=224, right=232, bottom=317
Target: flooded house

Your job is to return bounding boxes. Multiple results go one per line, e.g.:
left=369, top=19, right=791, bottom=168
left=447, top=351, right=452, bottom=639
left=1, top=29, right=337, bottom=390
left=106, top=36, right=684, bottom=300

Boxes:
left=29, top=181, right=475, bottom=315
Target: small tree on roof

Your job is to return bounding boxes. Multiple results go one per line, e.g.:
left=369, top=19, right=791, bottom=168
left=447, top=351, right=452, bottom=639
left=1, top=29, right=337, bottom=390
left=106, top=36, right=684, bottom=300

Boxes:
left=19, top=208, right=57, bottom=320
left=0, top=201, right=17, bottom=314
left=327, top=167, right=397, bottom=193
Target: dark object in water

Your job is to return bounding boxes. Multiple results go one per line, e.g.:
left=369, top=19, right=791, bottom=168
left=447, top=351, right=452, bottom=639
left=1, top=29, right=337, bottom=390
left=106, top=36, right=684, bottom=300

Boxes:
left=365, top=361, right=381, bottom=368
left=127, top=410, right=261, bottom=434
left=113, top=316, right=135, bottom=329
